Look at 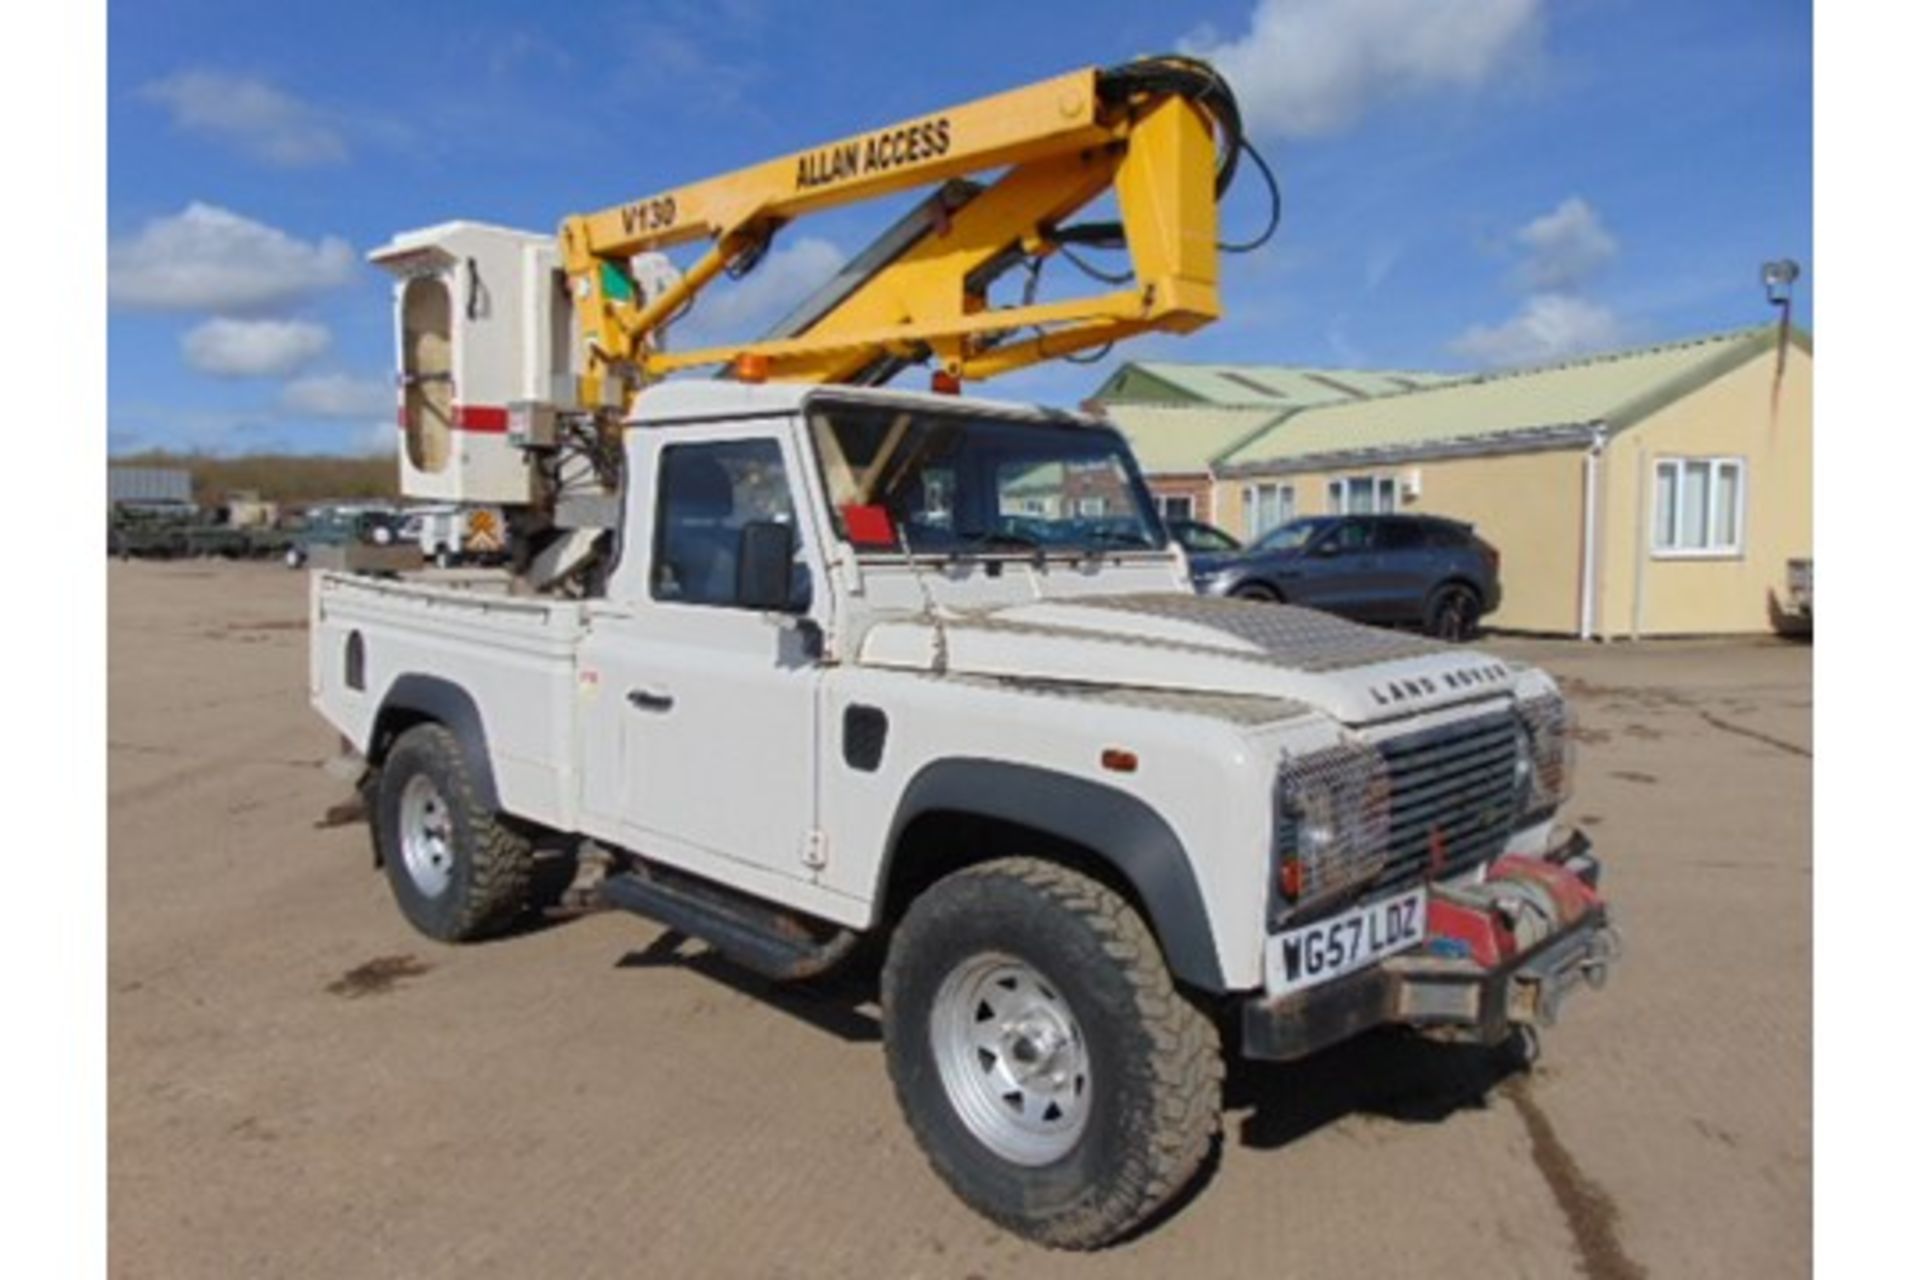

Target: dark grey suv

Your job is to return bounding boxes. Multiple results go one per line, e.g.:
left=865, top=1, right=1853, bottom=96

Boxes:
left=1188, top=514, right=1502, bottom=640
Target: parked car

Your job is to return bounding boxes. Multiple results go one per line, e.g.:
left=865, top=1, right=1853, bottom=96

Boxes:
left=284, top=506, right=402, bottom=569
left=1189, top=514, right=1502, bottom=641
left=1165, top=517, right=1240, bottom=555
left=410, top=503, right=509, bottom=568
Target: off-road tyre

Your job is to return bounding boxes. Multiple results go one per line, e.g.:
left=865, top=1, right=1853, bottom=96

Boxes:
left=375, top=723, right=536, bottom=942
left=882, top=857, right=1223, bottom=1249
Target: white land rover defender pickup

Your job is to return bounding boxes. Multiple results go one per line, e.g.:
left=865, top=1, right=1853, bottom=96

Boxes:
left=310, top=380, right=1618, bottom=1248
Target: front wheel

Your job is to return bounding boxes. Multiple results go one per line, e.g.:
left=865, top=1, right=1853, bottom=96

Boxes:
left=883, top=858, right=1223, bottom=1249
left=1230, top=582, right=1280, bottom=604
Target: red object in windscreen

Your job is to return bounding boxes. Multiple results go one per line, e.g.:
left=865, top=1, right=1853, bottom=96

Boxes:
left=841, top=504, right=896, bottom=547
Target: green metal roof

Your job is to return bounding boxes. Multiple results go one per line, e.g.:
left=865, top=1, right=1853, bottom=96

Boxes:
left=1090, top=361, right=1454, bottom=408
left=1217, top=326, right=1803, bottom=474
left=1094, top=403, right=1282, bottom=474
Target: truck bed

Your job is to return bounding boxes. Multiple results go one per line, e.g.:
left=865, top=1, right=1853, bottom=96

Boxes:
left=308, top=570, right=588, bottom=828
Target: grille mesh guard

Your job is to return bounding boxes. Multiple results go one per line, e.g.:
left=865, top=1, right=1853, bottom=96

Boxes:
left=1375, top=712, right=1523, bottom=892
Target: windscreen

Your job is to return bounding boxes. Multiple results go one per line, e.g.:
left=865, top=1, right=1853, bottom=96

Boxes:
left=808, top=403, right=1166, bottom=557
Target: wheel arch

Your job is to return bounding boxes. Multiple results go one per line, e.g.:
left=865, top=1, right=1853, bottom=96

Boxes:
left=1426, top=574, right=1483, bottom=605
left=1230, top=578, right=1284, bottom=603
left=876, top=759, right=1227, bottom=993
left=369, top=674, right=500, bottom=810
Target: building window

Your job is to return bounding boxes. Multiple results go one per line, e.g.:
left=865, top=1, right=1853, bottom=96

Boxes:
left=1155, top=494, right=1195, bottom=523
left=1652, top=457, right=1744, bottom=556
left=1328, top=475, right=1396, bottom=515
left=1242, top=482, right=1294, bottom=539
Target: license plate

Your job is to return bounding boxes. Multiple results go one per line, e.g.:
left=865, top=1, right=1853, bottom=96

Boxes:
left=1265, top=887, right=1428, bottom=998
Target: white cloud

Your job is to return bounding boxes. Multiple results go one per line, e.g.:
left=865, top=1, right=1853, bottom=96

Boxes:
left=140, top=71, right=348, bottom=167
left=182, top=318, right=331, bottom=378
left=1514, top=197, right=1618, bottom=291
left=109, top=203, right=357, bottom=313
left=674, top=236, right=847, bottom=346
left=1182, top=0, right=1543, bottom=138
left=280, top=373, right=392, bottom=418
left=1450, top=294, right=1622, bottom=368
left=1451, top=196, right=1626, bottom=367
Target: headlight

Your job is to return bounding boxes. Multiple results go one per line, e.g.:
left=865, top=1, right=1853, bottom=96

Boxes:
left=1515, top=691, right=1575, bottom=819
left=1513, top=722, right=1535, bottom=795
left=1271, top=738, right=1391, bottom=921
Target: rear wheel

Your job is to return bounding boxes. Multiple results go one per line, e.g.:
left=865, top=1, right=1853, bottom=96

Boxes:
left=1425, top=582, right=1482, bottom=641
left=883, top=858, right=1222, bottom=1249
left=375, top=723, right=536, bottom=941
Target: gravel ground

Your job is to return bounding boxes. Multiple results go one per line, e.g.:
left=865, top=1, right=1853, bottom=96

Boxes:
left=109, top=561, right=1810, bottom=1278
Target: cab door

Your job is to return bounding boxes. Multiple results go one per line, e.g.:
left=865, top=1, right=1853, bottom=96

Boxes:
left=613, top=428, right=829, bottom=889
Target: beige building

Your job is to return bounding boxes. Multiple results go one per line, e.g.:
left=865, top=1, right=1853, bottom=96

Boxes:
left=1085, top=361, right=1453, bottom=528
left=1091, top=327, right=1812, bottom=638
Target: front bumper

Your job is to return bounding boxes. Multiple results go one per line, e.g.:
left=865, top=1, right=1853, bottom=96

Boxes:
left=1242, top=833, right=1620, bottom=1062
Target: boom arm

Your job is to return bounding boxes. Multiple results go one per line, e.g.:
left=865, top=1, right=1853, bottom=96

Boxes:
left=559, top=56, right=1246, bottom=403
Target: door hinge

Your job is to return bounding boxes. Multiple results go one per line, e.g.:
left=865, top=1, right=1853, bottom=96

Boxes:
left=801, top=829, right=829, bottom=870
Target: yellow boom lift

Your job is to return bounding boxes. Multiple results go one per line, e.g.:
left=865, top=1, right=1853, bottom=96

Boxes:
left=368, top=56, right=1271, bottom=585
left=560, top=54, right=1265, bottom=404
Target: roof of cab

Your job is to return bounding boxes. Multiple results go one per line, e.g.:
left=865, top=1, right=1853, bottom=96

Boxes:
left=626, top=379, right=1103, bottom=428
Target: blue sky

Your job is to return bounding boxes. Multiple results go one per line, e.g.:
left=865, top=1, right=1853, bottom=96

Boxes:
left=107, top=0, right=1811, bottom=455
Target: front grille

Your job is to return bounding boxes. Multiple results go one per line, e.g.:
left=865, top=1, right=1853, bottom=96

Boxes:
left=1375, top=712, right=1520, bottom=891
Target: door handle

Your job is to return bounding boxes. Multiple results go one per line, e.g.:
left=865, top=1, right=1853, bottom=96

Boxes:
left=626, top=688, right=674, bottom=713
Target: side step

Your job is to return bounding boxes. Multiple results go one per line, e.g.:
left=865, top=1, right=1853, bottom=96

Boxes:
left=599, top=865, right=859, bottom=982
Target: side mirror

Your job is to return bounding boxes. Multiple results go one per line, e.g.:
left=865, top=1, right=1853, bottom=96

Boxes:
left=737, top=520, right=800, bottom=611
